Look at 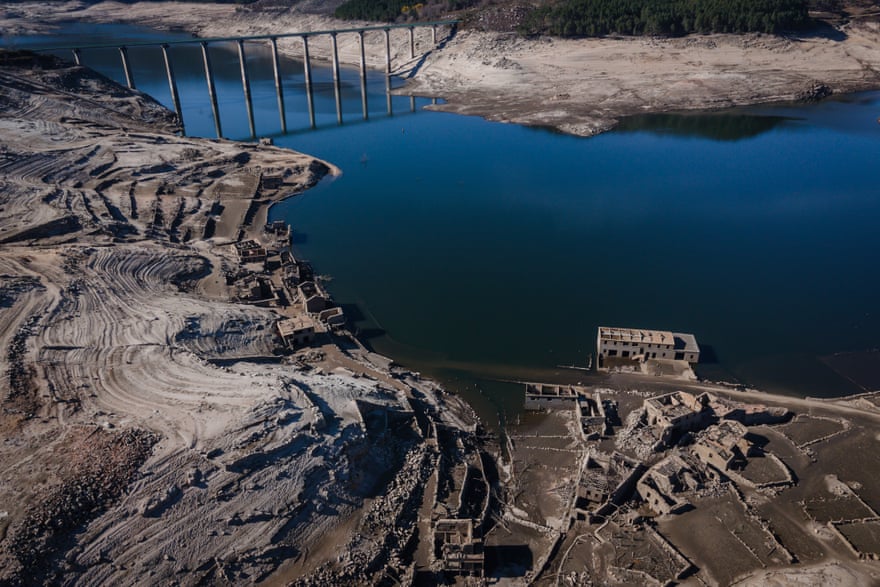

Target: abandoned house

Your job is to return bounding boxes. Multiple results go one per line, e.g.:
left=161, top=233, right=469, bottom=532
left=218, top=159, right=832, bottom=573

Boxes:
left=692, top=420, right=753, bottom=472
left=644, top=391, right=712, bottom=445
left=637, top=455, right=698, bottom=516
left=276, top=317, right=317, bottom=348
left=234, top=239, right=267, bottom=264
left=433, top=518, right=484, bottom=578
left=596, top=326, right=700, bottom=366
left=297, top=281, right=329, bottom=314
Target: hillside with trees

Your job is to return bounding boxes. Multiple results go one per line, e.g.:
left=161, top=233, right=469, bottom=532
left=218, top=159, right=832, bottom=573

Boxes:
left=334, top=0, right=478, bottom=22
left=333, top=0, right=813, bottom=37
left=519, top=0, right=811, bottom=36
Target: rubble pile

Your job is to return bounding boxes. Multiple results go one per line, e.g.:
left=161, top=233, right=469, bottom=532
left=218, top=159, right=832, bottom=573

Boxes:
left=0, top=427, right=157, bottom=584
left=295, top=444, right=439, bottom=585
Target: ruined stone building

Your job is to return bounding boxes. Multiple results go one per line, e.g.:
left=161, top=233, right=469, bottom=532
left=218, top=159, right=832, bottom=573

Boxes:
left=433, top=518, right=484, bottom=578
left=577, top=393, right=608, bottom=440
left=523, top=383, right=578, bottom=410
left=691, top=420, right=794, bottom=488
left=709, top=395, right=792, bottom=425
left=276, top=316, right=316, bottom=347
left=691, top=419, right=754, bottom=477
left=596, top=326, right=700, bottom=367
left=234, top=239, right=267, bottom=264
left=644, top=390, right=712, bottom=446
left=576, top=451, right=645, bottom=521
left=636, top=455, right=698, bottom=516
left=297, top=281, right=329, bottom=314
left=238, top=276, right=277, bottom=306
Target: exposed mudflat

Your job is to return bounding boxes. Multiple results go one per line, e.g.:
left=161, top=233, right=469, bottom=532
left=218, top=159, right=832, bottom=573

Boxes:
left=507, top=376, right=880, bottom=586
left=0, top=51, right=486, bottom=585
left=4, top=4, right=880, bottom=585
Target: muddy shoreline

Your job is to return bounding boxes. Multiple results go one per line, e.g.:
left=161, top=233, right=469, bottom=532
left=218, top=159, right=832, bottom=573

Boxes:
left=4, top=6, right=880, bottom=584
left=0, top=50, right=494, bottom=585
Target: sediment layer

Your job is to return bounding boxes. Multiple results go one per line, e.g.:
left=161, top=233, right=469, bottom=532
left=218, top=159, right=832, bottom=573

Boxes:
left=0, top=51, right=485, bottom=585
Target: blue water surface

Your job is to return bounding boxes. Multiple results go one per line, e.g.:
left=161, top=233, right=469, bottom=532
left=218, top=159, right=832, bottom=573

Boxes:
left=8, top=22, right=880, bottom=421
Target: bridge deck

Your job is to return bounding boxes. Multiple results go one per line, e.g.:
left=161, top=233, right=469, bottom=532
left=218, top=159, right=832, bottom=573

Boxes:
left=25, top=20, right=460, bottom=52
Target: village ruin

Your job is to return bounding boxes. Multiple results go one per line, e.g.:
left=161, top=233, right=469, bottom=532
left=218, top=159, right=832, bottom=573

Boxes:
left=509, top=373, right=880, bottom=585
left=3, top=22, right=880, bottom=586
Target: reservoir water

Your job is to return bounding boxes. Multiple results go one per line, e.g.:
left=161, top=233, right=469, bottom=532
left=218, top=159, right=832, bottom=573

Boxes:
left=10, top=23, right=880, bottom=423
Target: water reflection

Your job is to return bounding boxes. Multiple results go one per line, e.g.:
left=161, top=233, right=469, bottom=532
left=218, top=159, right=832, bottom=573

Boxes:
left=616, top=113, right=791, bottom=141
left=17, top=22, right=435, bottom=140
left=8, top=22, right=880, bottom=427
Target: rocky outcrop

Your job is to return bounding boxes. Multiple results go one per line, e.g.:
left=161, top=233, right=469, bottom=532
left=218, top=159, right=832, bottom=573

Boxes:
left=796, top=80, right=833, bottom=102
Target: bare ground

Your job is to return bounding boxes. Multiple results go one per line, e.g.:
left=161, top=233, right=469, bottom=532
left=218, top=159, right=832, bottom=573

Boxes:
left=0, top=51, right=484, bottom=585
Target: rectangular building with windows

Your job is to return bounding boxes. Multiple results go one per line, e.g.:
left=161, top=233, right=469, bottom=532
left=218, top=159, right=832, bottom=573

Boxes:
left=596, top=326, right=700, bottom=365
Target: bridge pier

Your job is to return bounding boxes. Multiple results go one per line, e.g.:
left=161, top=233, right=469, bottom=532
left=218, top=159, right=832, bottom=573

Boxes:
left=358, top=31, right=368, bottom=120
left=237, top=40, right=256, bottom=138
left=160, top=44, right=184, bottom=132
left=383, top=28, right=392, bottom=77
left=269, top=37, right=287, bottom=133
left=36, top=19, right=459, bottom=136
left=119, top=46, right=135, bottom=89
left=383, top=27, right=393, bottom=112
left=200, top=42, right=223, bottom=138
left=302, top=36, right=316, bottom=129
left=330, top=33, right=342, bottom=124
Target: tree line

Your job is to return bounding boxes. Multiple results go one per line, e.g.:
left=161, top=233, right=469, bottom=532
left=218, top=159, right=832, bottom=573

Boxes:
left=333, top=0, right=811, bottom=36
left=519, top=0, right=811, bottom=37
left=334, top=0, right=477, bottom=22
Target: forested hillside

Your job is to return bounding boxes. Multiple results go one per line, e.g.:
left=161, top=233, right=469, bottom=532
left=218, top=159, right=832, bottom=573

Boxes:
left=335, top=0, right=477, bottom=21
left=333, top=0, right=812, bottom=37
left=519, top=0, right=811, bottom=36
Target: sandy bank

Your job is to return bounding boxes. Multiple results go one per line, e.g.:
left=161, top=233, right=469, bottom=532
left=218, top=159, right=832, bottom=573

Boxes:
left=6, top=1, right=880, bottom=135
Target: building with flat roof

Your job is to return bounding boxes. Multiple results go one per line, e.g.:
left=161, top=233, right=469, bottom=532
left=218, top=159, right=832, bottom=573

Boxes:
left=596, top=326, right=700, bottom=367
left=277, top=316, right=317, bottom=347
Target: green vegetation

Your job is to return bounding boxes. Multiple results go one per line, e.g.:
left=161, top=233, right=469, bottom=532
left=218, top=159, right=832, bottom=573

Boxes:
left=334, top=0, right=440, bottom=21
left=520, top=0, right=811, bottom=37
left=334, top=0, right=477, bottom=22
left=335, top=0, right=410, bottom=21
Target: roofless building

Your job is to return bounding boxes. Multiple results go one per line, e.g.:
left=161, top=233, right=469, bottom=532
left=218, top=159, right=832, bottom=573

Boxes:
left=596, top=326, right=700, bottom=366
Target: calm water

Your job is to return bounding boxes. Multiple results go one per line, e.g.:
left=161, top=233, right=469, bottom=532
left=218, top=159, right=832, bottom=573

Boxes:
left=9, top=23, right=880, bottom=423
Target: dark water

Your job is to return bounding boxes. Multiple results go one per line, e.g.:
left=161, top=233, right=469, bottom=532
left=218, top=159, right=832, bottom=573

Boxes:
left=278, top=97, right=880, bottom=417
left=8, top=23, right=880, bottom=424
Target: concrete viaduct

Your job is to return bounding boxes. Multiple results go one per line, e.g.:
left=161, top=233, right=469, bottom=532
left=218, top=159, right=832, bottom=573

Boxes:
left=32, top=20, right=458, bottom=138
